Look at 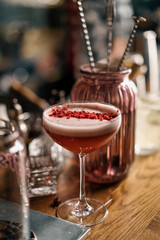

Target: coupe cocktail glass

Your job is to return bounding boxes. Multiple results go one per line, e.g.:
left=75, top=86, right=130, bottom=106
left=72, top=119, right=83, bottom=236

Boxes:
left=43, top=102, right=121, bottom=226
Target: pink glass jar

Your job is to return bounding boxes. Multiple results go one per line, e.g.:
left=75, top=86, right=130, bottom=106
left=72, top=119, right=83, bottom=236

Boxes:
left=70, top=64, right=137, bottom=183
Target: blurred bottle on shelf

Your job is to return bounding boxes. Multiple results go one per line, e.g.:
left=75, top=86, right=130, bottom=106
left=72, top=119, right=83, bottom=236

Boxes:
left=128, top=30, right=160, bottom=156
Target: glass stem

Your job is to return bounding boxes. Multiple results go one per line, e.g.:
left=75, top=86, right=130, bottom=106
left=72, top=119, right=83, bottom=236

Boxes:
left=74, top=153, right=92, bottom=216
left=79, top=153, right=87, bottom=204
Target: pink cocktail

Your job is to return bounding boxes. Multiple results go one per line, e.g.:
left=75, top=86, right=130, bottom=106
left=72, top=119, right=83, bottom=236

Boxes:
left=43, top=102, right=121, bottom=226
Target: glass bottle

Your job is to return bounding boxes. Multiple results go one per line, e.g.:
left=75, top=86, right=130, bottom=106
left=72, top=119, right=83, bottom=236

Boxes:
left=0, top=119, right=29, bottom=239
left=70, top=64, right=137, bottom=183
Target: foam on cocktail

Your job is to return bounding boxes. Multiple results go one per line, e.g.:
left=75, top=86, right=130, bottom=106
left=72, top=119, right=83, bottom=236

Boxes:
left=43, top=102, right=121, bottom=138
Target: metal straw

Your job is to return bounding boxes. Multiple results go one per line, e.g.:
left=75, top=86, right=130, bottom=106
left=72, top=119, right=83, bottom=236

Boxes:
left=106, top=0, right=115, bottom=70
left=117, top=16, right=146, bottom=71
left=77, top=0, right=95, bottom=71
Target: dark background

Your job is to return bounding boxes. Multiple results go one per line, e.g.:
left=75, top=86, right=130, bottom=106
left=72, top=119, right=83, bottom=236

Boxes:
left=0, top=0, right=159, bottom=112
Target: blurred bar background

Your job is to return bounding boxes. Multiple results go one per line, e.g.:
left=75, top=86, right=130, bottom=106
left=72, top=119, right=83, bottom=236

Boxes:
left=0, top=0, right=159, bottom=197
left=0, top=0, right=159, bottom=112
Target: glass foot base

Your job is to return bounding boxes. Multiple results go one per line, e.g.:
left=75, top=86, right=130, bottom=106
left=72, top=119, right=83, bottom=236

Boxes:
left=56, top=198, right=108, bottom=226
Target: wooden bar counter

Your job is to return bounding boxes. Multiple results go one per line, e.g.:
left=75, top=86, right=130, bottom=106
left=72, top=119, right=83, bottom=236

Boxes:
left=30, top=152, right=160, bottom=240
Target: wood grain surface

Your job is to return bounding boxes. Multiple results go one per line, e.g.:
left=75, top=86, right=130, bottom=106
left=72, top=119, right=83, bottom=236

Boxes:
left=30, top=152, right=160, bottom=240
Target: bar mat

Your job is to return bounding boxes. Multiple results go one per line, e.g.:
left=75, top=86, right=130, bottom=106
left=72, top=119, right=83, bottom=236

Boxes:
left=0, top=199, right=90, bottom=240
left=30, top=209, right=90, bottom=240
